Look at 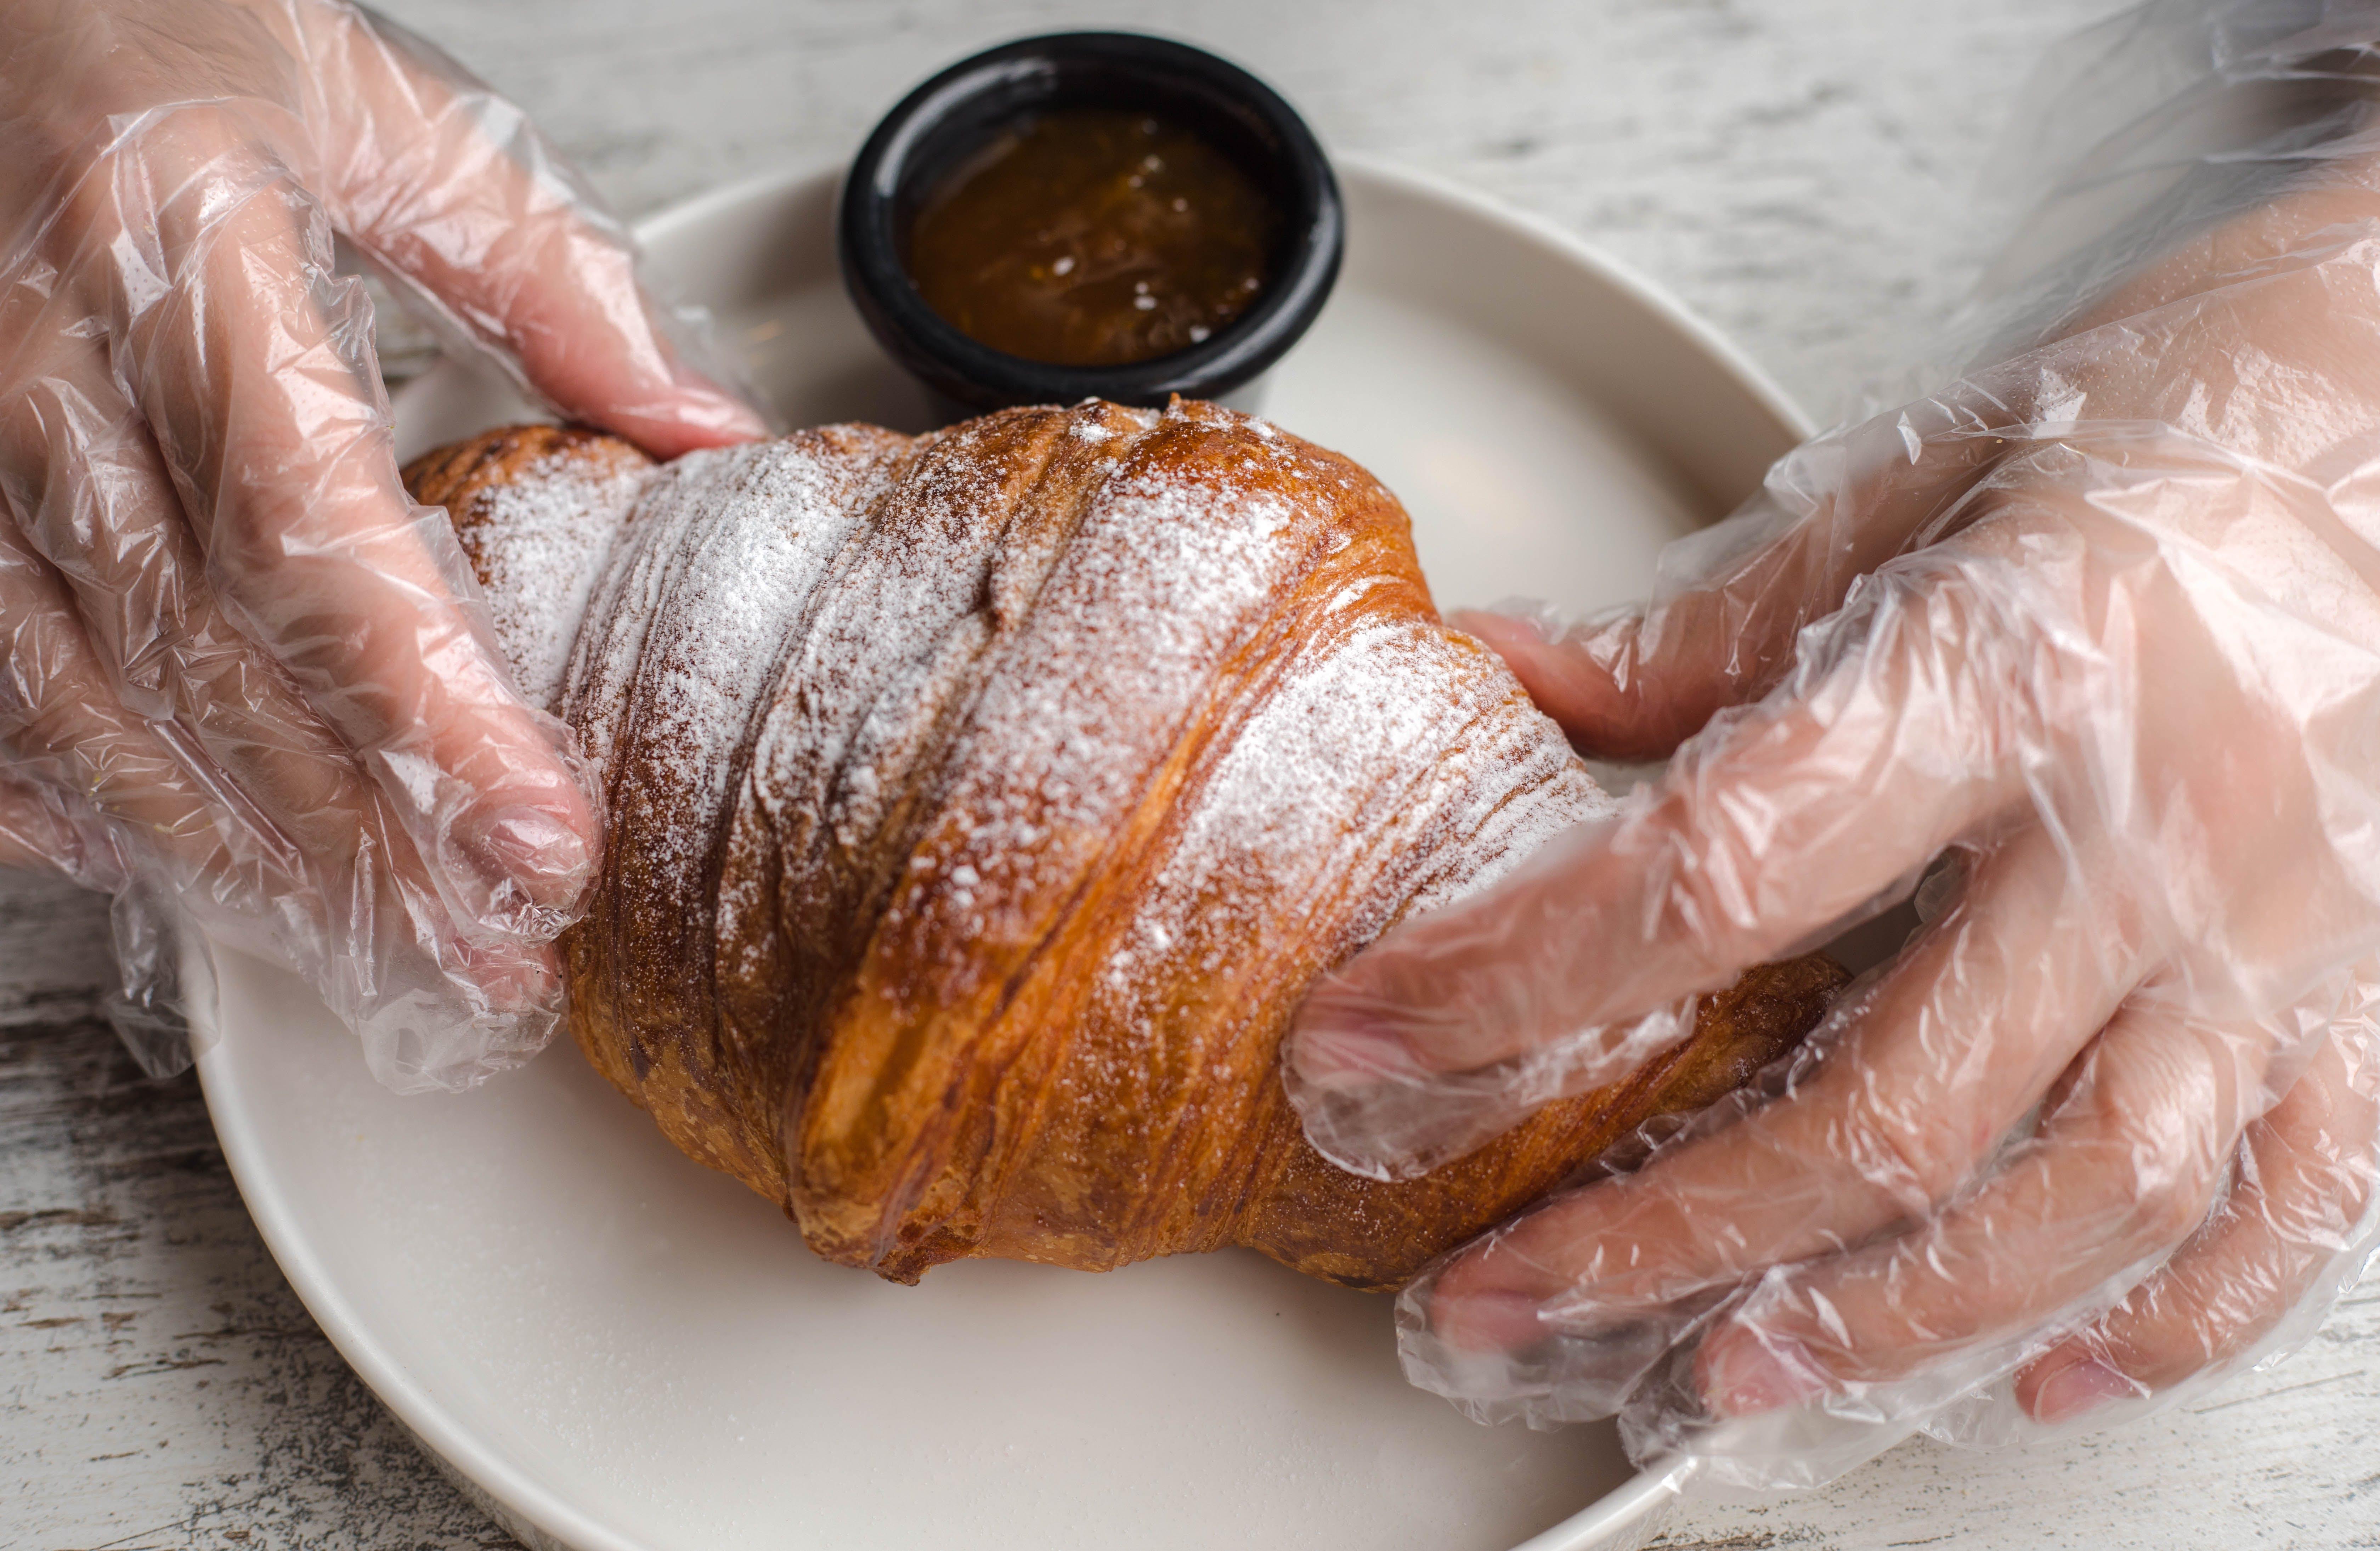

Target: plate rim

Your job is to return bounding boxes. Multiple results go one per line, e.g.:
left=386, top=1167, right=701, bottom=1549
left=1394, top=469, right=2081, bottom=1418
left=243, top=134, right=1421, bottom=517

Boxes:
left=199, top=155, right=1805, bottom=1551
left=627, top=152, right=1814, bottom=449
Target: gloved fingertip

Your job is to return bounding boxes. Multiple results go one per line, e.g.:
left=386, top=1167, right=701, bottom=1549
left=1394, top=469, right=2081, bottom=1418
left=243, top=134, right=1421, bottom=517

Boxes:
left=2024, top=1353, right=2142, bottom=1425
left=1447, top=605, right=1557, bottom=647
left=605, top=375, right=771, bottom=458
left=1287, top=997, right=1431, bottom=1092
left=474, top=802, right=591, bottom=886
left=1445, top=599, right=1683, bottom=757
left=451, top=793, right=598, bottom=933
left=666, top=375, right=773, bottom=449
left=1428, top=1283, right=1551, bottom=1354
left=1698, top=1326, right=1828, bottom=1417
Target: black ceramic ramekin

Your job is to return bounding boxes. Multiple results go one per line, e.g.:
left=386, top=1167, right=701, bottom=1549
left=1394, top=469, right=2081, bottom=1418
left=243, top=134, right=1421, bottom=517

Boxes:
left=837, top=32, right=1343, bottom=416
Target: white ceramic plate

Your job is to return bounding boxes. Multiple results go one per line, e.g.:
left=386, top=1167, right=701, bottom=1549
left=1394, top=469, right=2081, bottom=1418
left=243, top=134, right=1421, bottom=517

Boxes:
left=198, top=158, right=1803, bottom=1551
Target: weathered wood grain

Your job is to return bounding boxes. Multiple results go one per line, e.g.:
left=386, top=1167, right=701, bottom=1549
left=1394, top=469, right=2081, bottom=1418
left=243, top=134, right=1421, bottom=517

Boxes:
left=0, top=874, right=523, bottom=1550
left=12, top=2, right=2380, bottom=1547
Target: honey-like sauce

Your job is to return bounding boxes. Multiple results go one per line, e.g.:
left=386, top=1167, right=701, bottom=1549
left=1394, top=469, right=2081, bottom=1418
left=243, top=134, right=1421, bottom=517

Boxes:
left=904, top=108, right=1279, bottom=367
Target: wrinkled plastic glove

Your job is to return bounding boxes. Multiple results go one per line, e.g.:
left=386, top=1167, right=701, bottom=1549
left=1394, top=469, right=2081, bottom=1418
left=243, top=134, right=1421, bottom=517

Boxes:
left=0, top=0, right=765, bottom=1089
left=1287, top=0, right=2380, bottom=1492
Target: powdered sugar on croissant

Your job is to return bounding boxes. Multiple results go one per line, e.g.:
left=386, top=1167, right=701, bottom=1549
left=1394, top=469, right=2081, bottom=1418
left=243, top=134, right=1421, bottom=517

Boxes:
left=407, top=401, right=1843, bottom=1289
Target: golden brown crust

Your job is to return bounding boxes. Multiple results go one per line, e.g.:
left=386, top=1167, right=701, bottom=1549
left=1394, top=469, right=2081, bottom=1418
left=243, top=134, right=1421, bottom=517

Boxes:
left=403, top=425, right=656, bottom=713
left=405, top=407, right=1847, bottom=1293
left=571, top=420, right=921, bottom=1211
left=402, top=423, right=651, bottom=590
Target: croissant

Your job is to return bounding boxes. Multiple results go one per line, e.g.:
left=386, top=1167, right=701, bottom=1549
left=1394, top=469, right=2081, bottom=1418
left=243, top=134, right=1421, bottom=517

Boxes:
left=403, top=401, right=1845, bottom=1291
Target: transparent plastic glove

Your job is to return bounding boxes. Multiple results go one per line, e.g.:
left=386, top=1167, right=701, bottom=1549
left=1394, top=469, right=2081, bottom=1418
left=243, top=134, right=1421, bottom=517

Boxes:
left=0, top=0, right=767, bottom=1089
left=1285, top=0, right=2380, bottom=1491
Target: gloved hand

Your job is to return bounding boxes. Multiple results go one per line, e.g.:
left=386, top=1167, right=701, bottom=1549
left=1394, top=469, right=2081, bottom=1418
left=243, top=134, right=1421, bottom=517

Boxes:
left=0, top=0, right=765, bottom=1088
left=1287, top=0, right=2380, bottom=1491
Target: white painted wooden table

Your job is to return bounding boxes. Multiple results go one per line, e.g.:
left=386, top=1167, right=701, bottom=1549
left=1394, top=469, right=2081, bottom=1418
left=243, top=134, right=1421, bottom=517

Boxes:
left=9, top=2, right=2379, bottom=1547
